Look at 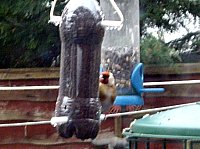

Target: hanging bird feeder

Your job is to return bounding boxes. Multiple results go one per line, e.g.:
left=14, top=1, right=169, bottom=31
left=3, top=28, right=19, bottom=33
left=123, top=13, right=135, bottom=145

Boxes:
left=49, top=0, right=125, bottom=140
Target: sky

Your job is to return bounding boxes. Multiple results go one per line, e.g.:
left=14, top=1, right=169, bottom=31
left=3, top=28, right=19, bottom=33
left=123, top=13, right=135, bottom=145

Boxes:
left=147, top=15, right=200, bottom=43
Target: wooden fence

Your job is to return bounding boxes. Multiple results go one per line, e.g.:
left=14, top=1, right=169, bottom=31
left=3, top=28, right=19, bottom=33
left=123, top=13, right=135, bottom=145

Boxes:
left=0, top=63, right=199, bottom=148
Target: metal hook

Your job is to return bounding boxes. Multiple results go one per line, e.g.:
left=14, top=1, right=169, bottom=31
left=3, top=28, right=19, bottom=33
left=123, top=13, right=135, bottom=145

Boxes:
left=101, top=0, right=124, bottom=30
left=48, top=0, right=62, bottom=26
left=48, top=0, right=124, bottom=30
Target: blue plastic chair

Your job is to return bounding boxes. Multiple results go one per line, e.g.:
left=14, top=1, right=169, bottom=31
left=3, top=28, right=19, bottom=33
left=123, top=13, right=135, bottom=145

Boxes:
left=114, top=63, right=165, bottom=106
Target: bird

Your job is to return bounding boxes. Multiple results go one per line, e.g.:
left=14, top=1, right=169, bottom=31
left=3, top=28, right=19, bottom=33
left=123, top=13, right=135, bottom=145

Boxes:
left=99, top=71, right=117, bottom=114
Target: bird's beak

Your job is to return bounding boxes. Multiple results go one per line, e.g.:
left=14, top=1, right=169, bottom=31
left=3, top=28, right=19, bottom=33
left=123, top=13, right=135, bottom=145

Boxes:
left=99, top=78, right=104, bottom=82
left=99, top=74, right=104, bottom=82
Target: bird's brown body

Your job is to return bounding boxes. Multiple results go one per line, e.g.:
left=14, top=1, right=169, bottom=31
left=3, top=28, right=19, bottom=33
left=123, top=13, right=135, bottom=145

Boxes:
left=99, top=71, right=117, bottom=113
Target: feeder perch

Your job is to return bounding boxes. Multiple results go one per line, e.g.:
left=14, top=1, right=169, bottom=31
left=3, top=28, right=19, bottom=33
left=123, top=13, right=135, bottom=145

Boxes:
left=114, top=63, right=165, bottom=106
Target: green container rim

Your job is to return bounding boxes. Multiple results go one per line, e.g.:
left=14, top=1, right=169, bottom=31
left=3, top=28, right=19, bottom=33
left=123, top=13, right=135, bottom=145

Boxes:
left=123, top=103, right=200, bottom=140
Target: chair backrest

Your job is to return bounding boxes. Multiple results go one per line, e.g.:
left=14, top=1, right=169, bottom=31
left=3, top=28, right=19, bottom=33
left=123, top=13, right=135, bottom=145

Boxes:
left=131, top=63, right=165, bottom=94
left=113, top=63, right=164, bottom=106
left=130, top=63, right=144, bottom=94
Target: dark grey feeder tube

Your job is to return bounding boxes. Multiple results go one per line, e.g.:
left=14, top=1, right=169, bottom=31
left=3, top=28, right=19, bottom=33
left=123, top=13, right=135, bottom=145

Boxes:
left=55, top=0, right=105, bottom=140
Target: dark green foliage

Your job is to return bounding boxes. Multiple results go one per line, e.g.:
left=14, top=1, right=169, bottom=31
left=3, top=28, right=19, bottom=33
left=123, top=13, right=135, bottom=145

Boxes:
left=0, top=0, right=199, bottom=68
left=140, top=0, right=199, bottom=34
left=141, top=34, right=182, bottom=65
left=168, top=31, right=200, bottom=52
left=140, top=0, right=200, bottom=59
left=0, top=0, right=63, bottom=68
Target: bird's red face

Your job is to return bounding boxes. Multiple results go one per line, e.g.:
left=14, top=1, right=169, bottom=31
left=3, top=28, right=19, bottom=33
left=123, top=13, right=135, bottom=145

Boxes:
left=99, top=71, right=110, bottom=84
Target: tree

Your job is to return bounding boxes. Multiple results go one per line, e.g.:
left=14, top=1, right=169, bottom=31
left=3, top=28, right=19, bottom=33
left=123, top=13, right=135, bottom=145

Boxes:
left=0, top=0, right=63, bottom=68
left=0, top=0, right=199, bottom=68
left=140, top=0, right=200, bottom=54
left=140, top=34, right=181, bottom=65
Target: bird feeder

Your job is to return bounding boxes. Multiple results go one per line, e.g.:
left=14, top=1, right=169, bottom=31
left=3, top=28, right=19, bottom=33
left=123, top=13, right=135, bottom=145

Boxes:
left=100, top=0, right=140, bottom=90
left=113, top=63, right=164, bottom=107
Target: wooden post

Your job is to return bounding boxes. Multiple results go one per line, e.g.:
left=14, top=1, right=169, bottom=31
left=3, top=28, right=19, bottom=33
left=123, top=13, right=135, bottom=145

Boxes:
left=114, top=117, right=122, bottom=137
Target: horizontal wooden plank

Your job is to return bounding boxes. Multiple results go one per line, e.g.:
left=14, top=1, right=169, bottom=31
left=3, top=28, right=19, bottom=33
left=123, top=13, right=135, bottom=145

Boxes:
left=0, top=63, right=199, bottom=80
left=0, top=118, right=114, bottom=147
left=0, top=79, right=58, bottom=87
left=0, top=68, right=59, bottom=80
left=0, top=90, right=57, bottom=101
left=143, top=97, right=200, bottom=109
left=0, top=83, right=199, bottom=102
left=0, top=143, right=97, bottom=149
left=0, top=110, right=52, bottom=121
left=145, top=63, right=200, bottom=75
left=0, top=125, right=92, bottom=146
left=0, top=100, right=55, bottom=121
